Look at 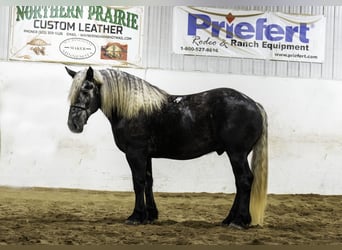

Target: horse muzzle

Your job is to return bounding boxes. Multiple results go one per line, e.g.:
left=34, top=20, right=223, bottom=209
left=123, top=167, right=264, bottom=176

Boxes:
left=68, top=118, right=85, bottom=133
left=67, top=106, right=89, bottom=133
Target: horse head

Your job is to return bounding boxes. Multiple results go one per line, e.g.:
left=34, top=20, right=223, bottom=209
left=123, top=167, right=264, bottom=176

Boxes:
left=66, top=66, right=101, bottom=133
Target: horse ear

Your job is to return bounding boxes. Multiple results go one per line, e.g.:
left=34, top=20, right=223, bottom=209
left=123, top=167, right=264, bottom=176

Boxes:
left=65, top=67, right=76, bottom=78
left=86, top=67, right=94, bottom=81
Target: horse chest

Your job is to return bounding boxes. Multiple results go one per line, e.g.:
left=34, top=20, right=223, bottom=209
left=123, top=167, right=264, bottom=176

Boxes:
left=111, top=118, right=151, bottom=152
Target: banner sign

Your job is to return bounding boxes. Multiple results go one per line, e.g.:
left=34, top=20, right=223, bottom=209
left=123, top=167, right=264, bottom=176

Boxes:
left=9, top=6, right=144, bottom=67
left=173, top=7, right=326, bottom=62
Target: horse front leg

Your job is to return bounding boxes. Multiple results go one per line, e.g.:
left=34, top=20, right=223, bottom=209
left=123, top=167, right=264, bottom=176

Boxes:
left=125, top=151, right=148, bottom=225
left=145, top=158, right=158, bottom=223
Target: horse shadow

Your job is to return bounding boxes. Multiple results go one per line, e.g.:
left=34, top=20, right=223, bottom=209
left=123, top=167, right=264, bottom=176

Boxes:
left=92, top=217, right=220, bottom=229
left=149, top=219, right=220, bottom=229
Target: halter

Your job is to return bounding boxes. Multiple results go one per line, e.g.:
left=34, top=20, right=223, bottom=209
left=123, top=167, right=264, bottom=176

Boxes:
left=70, top=104, right=90, bottom=117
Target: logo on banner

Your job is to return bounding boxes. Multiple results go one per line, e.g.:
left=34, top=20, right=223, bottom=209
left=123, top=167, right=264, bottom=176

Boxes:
left=59, top=38, right=96, bottom=59
left=187, top=12, right=310, bottom=50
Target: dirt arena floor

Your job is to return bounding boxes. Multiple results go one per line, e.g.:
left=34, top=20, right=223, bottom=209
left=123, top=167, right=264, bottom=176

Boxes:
left=0, top=186, right=341, bottom=245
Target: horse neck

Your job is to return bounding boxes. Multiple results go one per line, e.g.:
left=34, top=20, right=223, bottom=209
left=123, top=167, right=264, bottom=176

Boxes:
left=112, top=75, right=167, bottom=119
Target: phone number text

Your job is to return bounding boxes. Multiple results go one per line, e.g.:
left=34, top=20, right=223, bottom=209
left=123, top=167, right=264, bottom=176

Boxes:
left=180, top=46, right=219, bottom=53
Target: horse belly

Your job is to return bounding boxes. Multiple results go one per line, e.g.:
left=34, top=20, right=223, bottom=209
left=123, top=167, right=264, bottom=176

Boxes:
left=151, top=122, right=220, bottom=160
left=153, top=142, right=217, bottom=160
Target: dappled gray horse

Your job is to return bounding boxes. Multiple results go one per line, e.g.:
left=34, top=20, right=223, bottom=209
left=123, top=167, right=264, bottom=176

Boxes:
left=66, top=67, right=268, bottom=229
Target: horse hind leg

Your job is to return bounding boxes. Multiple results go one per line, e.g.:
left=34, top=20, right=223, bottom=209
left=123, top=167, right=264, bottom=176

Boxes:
left=145, top=158, right=159, bottom=223
left=222, top=151, right=253, bottom=229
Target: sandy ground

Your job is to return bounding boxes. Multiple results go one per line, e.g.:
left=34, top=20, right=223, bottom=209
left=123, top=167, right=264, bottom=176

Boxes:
left=0, top=186, right=341, bottom=245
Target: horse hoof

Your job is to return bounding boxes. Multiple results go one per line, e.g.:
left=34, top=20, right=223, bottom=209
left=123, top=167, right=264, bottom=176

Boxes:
left=125, top=219, right=141, bottom=225
left=146, top=219, right=157, bottom=225
left=229, top=222, right=249, bottom=230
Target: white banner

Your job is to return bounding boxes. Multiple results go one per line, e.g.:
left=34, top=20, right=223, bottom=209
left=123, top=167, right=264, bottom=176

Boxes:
left=173, top=7, right=326, bottom=62
left=9, top=6, right=144, bottom=67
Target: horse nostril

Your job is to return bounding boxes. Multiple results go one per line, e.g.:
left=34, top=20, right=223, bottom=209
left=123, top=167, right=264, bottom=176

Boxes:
left=68, top=119, right=82, bottom=133
left=68, top=120, right=75, bottom=131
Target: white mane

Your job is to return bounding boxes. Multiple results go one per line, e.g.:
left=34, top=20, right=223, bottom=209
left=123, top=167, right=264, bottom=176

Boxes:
left=69, top=68, right=168, bottom=119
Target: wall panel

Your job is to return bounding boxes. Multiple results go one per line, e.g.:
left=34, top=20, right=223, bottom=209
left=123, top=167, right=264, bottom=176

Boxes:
left=253, top=60, right=265, bottom=76
left=321, top=6, right=335, bottom=79
left=333, top=6, right=342, bottom=79
left=144, top=6, right=162, bottom=68
left=299, top=62, right=311, bottom=78
left=0, top=7, right=10, bottom=60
